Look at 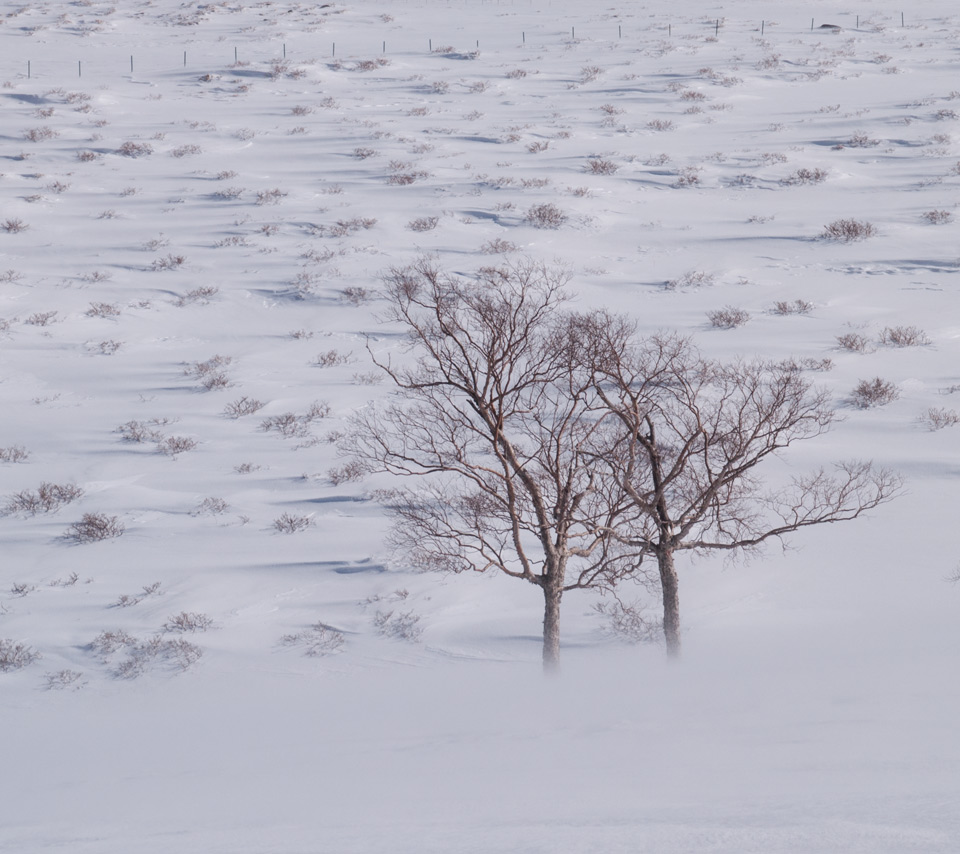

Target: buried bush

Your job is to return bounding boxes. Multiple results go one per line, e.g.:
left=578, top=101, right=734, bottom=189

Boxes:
left=820, top=218, right=876, bottom=242
left=65, top=512, right=125, bottom=543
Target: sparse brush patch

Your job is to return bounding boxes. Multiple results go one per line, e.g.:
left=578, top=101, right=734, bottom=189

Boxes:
left=527, top=140, right=550, bottom=153
left=184, top=354, right=232, bottom=390
left=327, top=217, right=377, bottom=237
left=646, top=119, right=674, bottom=131
left=116, top=140, right=153, bottom=157
left=851, top=378, right=900, bottom=409
left=175, top=286, right=218, bottom=307
left=506, top=68, right=527, bottom=79
left=76, top=150, right=100, bottom=162
left=666, top=271, right=715, bottom=290
left=706, top=306, right=750, bottom=329
left=157, top=436, right=198, bottom=456
left=117, top=419, right=170, bottom=443
left=921, top=209, right=952, bottom=224
left=524, top=203, right=567, bottom=229
left=85, top=302, right=121, bottom=318
left=585, top=158, right=618, bottom=175
left=0, top=640, right=41, bottom=672
left=25, top=311, right=57, bottom=326
left=327, top=460, right=367, bottom=485
left=273, top=512, right=312, bottom=534
left=3, top=219, right=29, bottom=233
left=674, top=167, right=701, bottom=188
left=846, top=131, right=879, bottom=148
left=836, top=332, right=871, bottom=353
left=280, top=622, right=345, bottom=656
left=163, top=612, right=213, bottom=633
left=480, top=238, right=518, bottom=253
left=23, top=127, right=58, bottom=142
left=0, top=445, right=29, bottom=463
left=820, top=219, right=876, bottom=242
left=341, top=287, right=371, bottom=305
left=223, top=396, right=264, bottom=418
left=374, top=610, right=423, bottom=642
left=781, top=168, right=828, bottom=186
left=255, top=188, right=287, bottom=206
left=260, top=402, right=330, bottom=439
left=90, top=630, right=202, bottom=678
left=407, top=216, right=439, bottom=232
left=170, top=144, right=202, bottom=158
left=65, top=512, right=124, bottom=543
left=772, top=299, right=814, bottom=315
left=44, top=669, right=86, bottom=690
left=879, top=326, right=930, bottom=347
left=918, top=407, right=960, bottom=430
left=353, top=147, right=378, bottom=159
left=291, top=105, right=313, bottom=116
left=593, top=599, right=661, bottom=644
left=193, top=497, right=229, bottom=516
left=151, top=254, right=186, bottom=271
left=313, top=349, right=352, bottom=368
left=4, top=482, right=83, bottom=516
left=213, top=186, right=245, bottom=200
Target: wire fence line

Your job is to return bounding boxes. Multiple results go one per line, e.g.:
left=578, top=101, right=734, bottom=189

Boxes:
left=5, top=13, right=924, bottom=83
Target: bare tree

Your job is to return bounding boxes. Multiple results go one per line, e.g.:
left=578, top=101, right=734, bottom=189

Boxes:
left=587, top=327, right=902, bottom=658
left=343, top=259, right=636, bottom=670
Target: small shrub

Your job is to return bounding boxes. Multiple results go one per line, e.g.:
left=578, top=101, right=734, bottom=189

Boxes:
left=4, top=482, right=83, bottom=516
left=480, top=238, right=518, bottom=254
left=314, top=349, right=352, bottom=368
left=3, top=219, right=28, bottom=233
left=213, top=187, right=245, bottom=200
left=353, top=147, right=378, bottom=159
left=85, top=302, right=121, bottom=319
left=918, top=407, right=960, bottom=431
left=527, top=140, right=550, bottom=153
left=193, top=497, right=229, bottom=516
left=666, top=271, right=715, bottom=290
left=374, top=610, right=423, bottom=642
left=117, top=140, right=153, bottom=157
left=585, top=158, right=618, bottom=175
left=781, top=168, right=828, bottom=186
left=175, top=286, right=218, bottom=306
left=25, top=311, right=57, bottom=326
left=879, top=326, right=930, bottom=347
left=163, top=612, right=213, bottom=633
left=850, top=378, right=900, bottom=409
left=647, top=119, right=674, bottom=131
left=820, top=219, right=876, bottom=242
left=0, top=445, right=29, bottom=463
left=280, top=622, right=345, bottom=657
left=157, top=436, right=198, bottom=456
left=847, top=131, right=879, bottom=148
left=506, top=68, right=527, bottom=79
left=328, top=460, right=367, bottom=485
left=76, top=150, right=100, bottom=162
left=273, top=512, right=313, bottom=534
left=255, top=188, right=287, bottom=206
left=65, top=512, right=125, bottom=543
left=223, top=396, right=264, bottom=418
left=921, top=210, right=952, bottom=224
left=170, top=144, right=202, bottom=158
left=151, top=254, right=186, bottom=271
left=674, top=167, right=701, bottom=188
left=341, top=287, right=371, bottom=306
left=23, top=127, right=58, bottom=142
left=525, top=204, right=567, bottom=229
left=836, top=332, right=871, bottom=353
left=116, top=420, right=165, bottom=443
left=0, top=640, right=41, bottom=672
left=44, top=669, right=85, bottom=690
left=772, top=299, right=814, bottom=315
left=407, top=216, right=439, bottom=232
left=706, top=306, right=750, bottom=329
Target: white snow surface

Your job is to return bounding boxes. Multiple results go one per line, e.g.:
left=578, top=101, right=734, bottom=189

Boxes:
left=1, top=0, right=959, bottom=850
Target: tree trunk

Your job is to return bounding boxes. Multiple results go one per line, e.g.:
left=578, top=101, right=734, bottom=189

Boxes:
left=658, top=548, right=681, bottom=658
left=542, top=583, right=563, bottom=673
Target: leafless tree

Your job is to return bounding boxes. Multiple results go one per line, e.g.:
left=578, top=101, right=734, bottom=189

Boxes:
left=343, top=258, right=637, bottom=670
left=587, top=327, right=902, bottom=658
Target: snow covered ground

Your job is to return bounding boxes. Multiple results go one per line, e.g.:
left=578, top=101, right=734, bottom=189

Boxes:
left=1, top=0, right=959, bottom=850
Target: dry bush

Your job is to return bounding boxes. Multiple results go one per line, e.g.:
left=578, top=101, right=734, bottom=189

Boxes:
left=341, top=287, right=371, bottom=306
left=313, top=349, right=352, bottom=368
left=593, top=599, right=661, bottom=644
left=117, top=419, right=168, bottom=443
left=193, top=497, right=229, bottom=516
left=23, top=127, right=58, bottom=142
left=280, top=622, right=345, bottom=656
left=44, top=669, right=86, bottom=690
left=151, top=253, right=186, bottom=271
left=3, top=219, right=28, bottom=233
left=674, top=167, right=701, bottom=188
left=772, top=299, right=814, bottom=315
left=524, top=203, right=567, bottom=229
left=820, top=219, right=876, bottom=242
left=666, top=271, right=715, bottom=290
left=65, top=512, right=124, bottom=543
left=0, top=640, right=41, bottom=672
left=170, top=144, right=202, bottom=158
left=847, top=131, right=879, bottom=148
left=353, top=147, right=378, bottom=159
left=90, top=630, right=202, bottom=678
left=506, top=68, right=527, bottom=79
left=255, top=188, right=287, bottom=206
left=580, top=66, right=603, bottom=83
left=921, top=209, right=952, bottom=224
left=647, top=119, right=674, bottom=131
left=117, top=140, right=153, bottom=157
left=918, top=407, right=960, bottom=431
left=291, top=105, right=313, bottom=116
left=387, top=170, right=429, bottom=185
left=480, top=238, right=518, bottom=254
left=213, top=186, right=245, bottom=200
left=157, top=436, right=198, bottom=456
left=520, top=177, right=551, bottom=189
left=175, top=286, right=218, bottom=307
left=76, top=150, right=100, bottom=162
left=527, top=140, right=550, bottom=153
left=879, top=326, right=930, bottom=347
left=407, top=216, right=439, bottom=232
left=0, top=445, right=29, bottom=463
left=836, top=332, right=871, bottom=353
left=163, top=612, right=213, bottom=633
left=327, top=460, right=367, bottom=485
left=184, top=354, right=232, bottom=389
left=4, top=482, right=83, bottom=516
left=781, top=168, right=828, bottom=186
left=585, top=158, right=618, bottom=175
left=373, top=610, right=423, bottom=642
left=260, top=402, right=330, bottom=439
left=706, top=306, right=750, bottom=329
left=851, top=378, right=900, bottom=409
left=328, top=217, right=377, bottom=237
left=273, top=512, right=313, bottom=534
left=85, top=302, right=121, bottom=318
left=223, top=396, right=264, bottom=418
left=25, top=311, right=57, bottom=326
